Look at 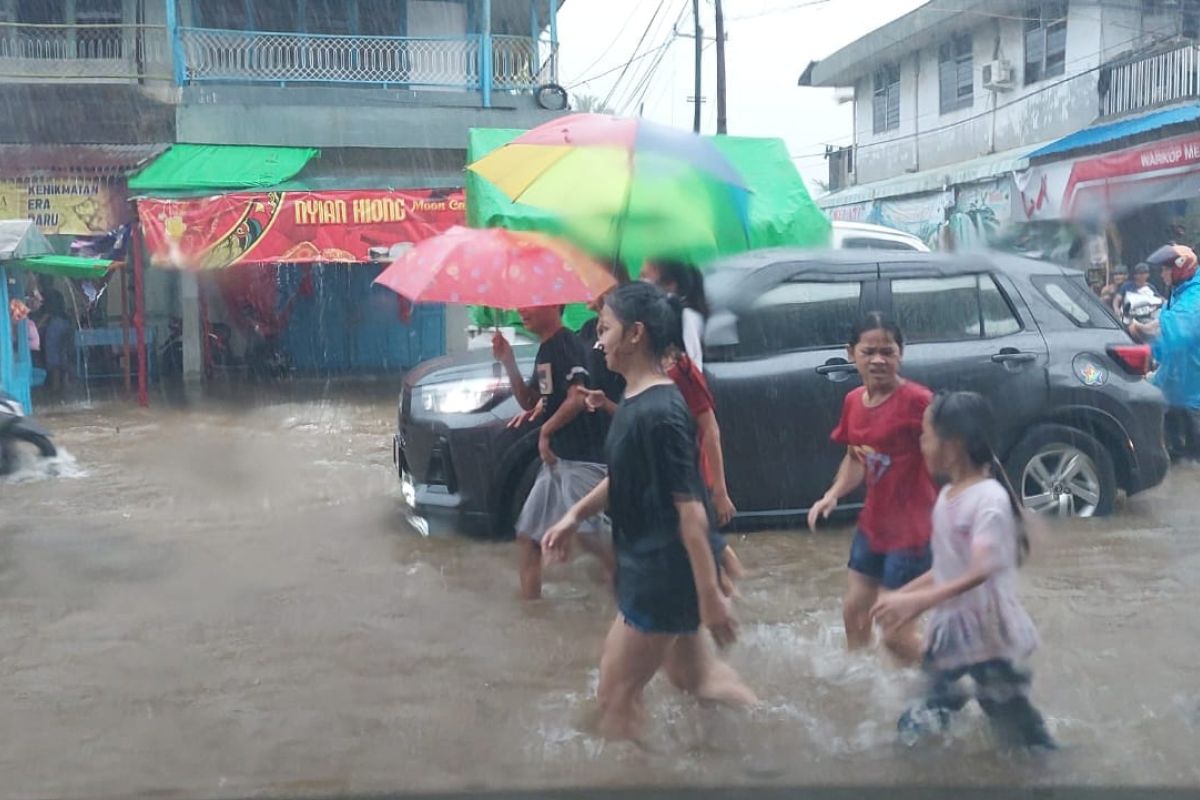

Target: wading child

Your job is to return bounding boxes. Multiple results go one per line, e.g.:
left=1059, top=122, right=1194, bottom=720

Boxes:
left=808, top=313, right=937, bottom=665
left=872, top=391, right=1056, bottom=750
left=493, top=305, right=611, bottom=600
left=543, top=282, right=755, bottom=741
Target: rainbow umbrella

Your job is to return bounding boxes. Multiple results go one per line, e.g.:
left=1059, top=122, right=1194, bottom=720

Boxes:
left=467, top=114, right=750, bottom=269
left=373, top=226, right=616, bottom=308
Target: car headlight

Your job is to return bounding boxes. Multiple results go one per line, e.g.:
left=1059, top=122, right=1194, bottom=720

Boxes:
left=417, top=378, right=508, bottom=414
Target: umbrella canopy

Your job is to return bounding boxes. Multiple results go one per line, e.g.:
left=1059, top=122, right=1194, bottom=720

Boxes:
left=5, top=254, right=117, bottom=280
left=0, top=219, right=53, bottom=260
left=468, top=114, right=750, bottom=266
left=373, top=226, right=617, bottom=308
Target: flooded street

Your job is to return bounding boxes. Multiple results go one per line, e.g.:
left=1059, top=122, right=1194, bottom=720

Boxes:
left=3, top=388, right=1199, bottom=799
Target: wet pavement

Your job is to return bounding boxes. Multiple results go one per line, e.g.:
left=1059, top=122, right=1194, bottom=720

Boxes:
left=2, top=386, right=1199, bottom=799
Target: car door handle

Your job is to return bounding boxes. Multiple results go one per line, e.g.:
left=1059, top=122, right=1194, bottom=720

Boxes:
left=815, top=363, right=858, bottom=375
left=991, top=351, right=1038, bottom=364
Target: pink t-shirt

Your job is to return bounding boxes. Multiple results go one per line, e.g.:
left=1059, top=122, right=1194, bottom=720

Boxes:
left=924, top=479, right=1039, bottom=671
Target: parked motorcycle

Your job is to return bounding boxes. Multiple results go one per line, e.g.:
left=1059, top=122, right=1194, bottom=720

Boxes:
left=0, top=391, right=56, bottom=476
left=161, top=318, right=240, bottom=379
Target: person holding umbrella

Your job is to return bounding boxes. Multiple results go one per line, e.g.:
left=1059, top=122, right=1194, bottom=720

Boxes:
left=373, top=227, right=620, bottom=599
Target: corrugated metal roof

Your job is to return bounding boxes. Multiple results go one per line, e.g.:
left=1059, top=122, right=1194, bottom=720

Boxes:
left=1027, top=104, right=1200, bottom=161
left=0, top=144, right=167, bottom=177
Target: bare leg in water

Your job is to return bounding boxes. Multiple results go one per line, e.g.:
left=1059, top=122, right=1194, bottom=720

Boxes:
left=844, top=570, right=922, bottom=666
left=577, top=534, right=616, bottom=592
left=517, top=538, right=542, bottom=600
left=595, top=617, right=673, bottom=741
left=663, top=632, right=758, bottom=706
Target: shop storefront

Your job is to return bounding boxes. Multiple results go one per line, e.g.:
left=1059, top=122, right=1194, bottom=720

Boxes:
left=1016, top=129, right=1200, bottom=286
left=135, top=186, right=465, bottom=385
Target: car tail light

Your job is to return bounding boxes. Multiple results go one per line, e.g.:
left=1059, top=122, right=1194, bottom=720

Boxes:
left=1107, top=343, right=1152, bottom=375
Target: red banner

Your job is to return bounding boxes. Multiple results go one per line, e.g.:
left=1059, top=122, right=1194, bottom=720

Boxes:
left=1017, top=131, right=1200, bottom=221
left=137, top=188, right=465, bottom=269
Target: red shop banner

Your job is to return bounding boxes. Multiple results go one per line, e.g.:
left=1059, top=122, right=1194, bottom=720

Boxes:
left=137, top=188, right=466, bottom=269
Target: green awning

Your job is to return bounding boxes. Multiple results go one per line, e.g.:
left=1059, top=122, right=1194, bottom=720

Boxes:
left=5, top=254, right=115, bottom=279
left=127, top=144, right=319, bottom=193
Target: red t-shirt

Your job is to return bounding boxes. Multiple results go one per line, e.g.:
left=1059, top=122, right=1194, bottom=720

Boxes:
left=831, top=380, right=936, bottom=552
left=668, top=355, right=715, bottom=489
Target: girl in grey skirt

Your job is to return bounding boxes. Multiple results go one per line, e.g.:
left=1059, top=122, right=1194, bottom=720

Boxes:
left=493, top=305, right=613, bottom=599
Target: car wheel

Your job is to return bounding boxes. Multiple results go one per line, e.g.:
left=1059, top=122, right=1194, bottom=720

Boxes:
left=1004, top=425, right=1116, bottom=518
left=503, top=458, right=541, bottom=539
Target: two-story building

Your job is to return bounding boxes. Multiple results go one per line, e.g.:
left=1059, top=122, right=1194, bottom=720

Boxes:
left=801, top=0, right=1200, bottom=275
left=0, top=0, right=568, bottom=383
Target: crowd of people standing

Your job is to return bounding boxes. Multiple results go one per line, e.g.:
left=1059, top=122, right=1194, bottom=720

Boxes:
left=490, top=260, right=1059, bottom=751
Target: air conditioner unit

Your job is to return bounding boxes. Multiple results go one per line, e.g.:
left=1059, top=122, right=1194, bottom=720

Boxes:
left=982, top=60, right=1015, bottom=91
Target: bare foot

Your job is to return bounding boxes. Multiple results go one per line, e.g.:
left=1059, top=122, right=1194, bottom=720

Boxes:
left=694, top=660, right=759, bottom=707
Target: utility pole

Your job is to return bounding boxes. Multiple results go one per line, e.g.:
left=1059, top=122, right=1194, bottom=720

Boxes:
left=692, top=0, right=702, bottom=133
left=715, top=0, right=727, bottom=134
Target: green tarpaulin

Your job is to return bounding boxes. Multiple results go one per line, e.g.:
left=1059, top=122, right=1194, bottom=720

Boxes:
left=465, top=127, right=832, bottom=330
left=128, top=144, right=319, bottom=193
left=5, top=254, right=114, bottom=280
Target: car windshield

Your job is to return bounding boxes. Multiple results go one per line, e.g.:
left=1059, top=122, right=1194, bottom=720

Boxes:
left=3, top=2, right=1194, bottom=799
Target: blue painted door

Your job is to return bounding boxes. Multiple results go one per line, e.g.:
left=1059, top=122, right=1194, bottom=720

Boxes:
left=281, top=264, right=445, bottom=374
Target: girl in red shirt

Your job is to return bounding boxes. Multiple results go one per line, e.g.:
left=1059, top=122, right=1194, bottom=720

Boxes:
left=808, top=312, right=937, bottom=666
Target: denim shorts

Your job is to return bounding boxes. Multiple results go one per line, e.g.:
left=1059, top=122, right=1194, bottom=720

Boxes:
left=616, top=532, right=736, bottom=636
left=847, top=529, right=931, bottom=590
left=617, top=545, right=701, bottom=635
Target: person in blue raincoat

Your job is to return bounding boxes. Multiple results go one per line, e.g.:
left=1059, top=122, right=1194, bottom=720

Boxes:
left=1133, top=244, right=1200, bottom=462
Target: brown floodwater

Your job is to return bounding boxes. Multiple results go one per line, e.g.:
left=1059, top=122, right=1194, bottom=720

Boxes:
left=2, top=385, right=1199, bottom=799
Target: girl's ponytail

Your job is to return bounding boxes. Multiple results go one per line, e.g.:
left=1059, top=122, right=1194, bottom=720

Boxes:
left=990, top=453, right=1031, bottom=566
left=930, top=391, right=1032, bottom=566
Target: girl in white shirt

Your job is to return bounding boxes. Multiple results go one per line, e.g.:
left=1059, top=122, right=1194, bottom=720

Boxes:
left=639, top=260, right=707, bottom=370
left=872, top=391, right=1057, bottom=750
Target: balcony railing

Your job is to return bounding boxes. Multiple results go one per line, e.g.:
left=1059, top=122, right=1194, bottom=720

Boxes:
left=177, top=27, right=554, bottom=92
left=1100, top=42, right=1200, bottom=118
left=0, top=20, right=558, bottom=103
left=0, top=22, right=171, bottom=81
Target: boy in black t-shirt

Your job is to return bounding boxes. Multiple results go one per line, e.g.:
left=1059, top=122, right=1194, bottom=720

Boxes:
left=493, top=306, right=611, bottom=600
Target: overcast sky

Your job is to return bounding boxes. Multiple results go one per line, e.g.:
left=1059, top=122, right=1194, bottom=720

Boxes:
left=556, top=0, right=927, bottom=193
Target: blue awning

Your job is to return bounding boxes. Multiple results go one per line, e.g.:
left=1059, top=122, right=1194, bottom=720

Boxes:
left=1028, top=104, right=1200, bottom=161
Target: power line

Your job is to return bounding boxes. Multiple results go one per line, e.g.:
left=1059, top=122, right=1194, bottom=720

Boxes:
left=567, top=14, right=640, bottom=89
left=622, top=18, right=694, bottom=116
left=567, top=39, right=675, bottom=89
left=614, top=0, right=690, bottom=113
left=608, top=0, right=681, bottom=112
left=623, top=36, right=677, bottom=115
left=726, top=0, right=833, bottom=22
left=602, top=0, right=671, bottom=109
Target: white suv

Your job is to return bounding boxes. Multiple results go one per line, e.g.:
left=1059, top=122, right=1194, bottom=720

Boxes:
left=831, top=221, right=931, bottom=252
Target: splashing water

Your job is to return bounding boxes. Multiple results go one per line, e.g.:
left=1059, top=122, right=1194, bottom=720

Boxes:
left=1, top=392, right=1199, bottom=798
left=1, top=446, right=86, bottom=484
